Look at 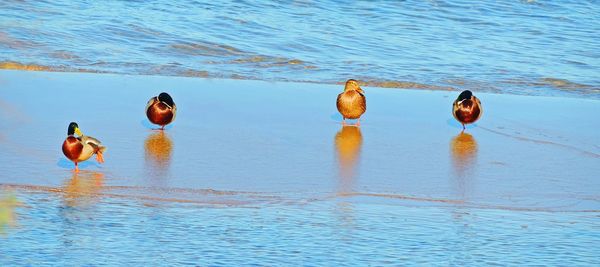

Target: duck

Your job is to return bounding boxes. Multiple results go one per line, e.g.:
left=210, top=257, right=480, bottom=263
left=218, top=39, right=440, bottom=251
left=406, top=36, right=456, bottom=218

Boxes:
left=452, top=90, right=482, bottom=130
left=336, top=79, right=366, bottom=126
left=146, top=92, right=176, bottom=130
left=61, top=122, right=106, bottom=172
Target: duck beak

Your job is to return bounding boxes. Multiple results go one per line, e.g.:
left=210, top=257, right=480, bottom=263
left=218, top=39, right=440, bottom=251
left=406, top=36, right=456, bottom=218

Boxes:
left=75, top=128, right=83, bottom=136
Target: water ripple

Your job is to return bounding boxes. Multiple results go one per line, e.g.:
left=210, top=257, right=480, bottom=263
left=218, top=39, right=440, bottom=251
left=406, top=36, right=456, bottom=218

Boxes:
left=0, top=0, right=598, bottom=98
left=1, top=190, right=599, bottom=265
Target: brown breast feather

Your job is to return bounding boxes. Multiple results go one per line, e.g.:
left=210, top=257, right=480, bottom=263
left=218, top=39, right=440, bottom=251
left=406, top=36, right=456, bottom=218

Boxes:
left=454, top=99, right=481, bottom=124
left=62, top=136, right=83, bottom=161
left=147, top=101, right=174, bottom=125
left=337, top=90, right=366, bottom=119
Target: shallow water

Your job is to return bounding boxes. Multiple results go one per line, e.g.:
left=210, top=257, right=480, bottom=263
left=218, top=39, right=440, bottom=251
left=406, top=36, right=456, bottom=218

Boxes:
left=2, top=191, right=600, bottom=266
left=1, top=0, right=599, bottom=98
left=0, top=71, right=599, bottom=264
left=1, top=70, right=599, bottom=211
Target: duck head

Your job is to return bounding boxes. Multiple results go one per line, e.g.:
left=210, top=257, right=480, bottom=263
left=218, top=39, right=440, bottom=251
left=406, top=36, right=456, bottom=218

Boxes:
left=457, top=90, right=473, bottom=102
left=158, top=92, right=174, bottom=108
left=67, top=122, right=83, bottom=136
left=344, top=79, right=362, bottom=91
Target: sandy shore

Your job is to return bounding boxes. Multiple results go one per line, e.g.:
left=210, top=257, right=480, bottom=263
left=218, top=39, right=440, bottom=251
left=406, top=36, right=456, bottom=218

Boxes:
left=0, top=70, right=598, bottom=211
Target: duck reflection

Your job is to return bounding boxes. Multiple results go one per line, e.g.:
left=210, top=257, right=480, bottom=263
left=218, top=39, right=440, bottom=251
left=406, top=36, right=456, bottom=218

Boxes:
left=334, top=126, right=363, bottom=193
left=62, top=171, right=104, bottom=207
left=334, top=126, right=363, bottom=230
left=450, top=131, right=478, bottom=199
left=144, top=131, right=173, bottom=181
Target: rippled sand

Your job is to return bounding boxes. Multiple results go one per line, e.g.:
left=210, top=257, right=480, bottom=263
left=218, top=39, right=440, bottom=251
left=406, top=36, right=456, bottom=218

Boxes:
left=0, top=70, right=599, bottom=265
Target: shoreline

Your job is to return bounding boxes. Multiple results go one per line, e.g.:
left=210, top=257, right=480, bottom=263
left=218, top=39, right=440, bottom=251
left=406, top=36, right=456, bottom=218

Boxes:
left=3, top=183, right=600, bottom=214
left=1, top=67, right=598, bottom=100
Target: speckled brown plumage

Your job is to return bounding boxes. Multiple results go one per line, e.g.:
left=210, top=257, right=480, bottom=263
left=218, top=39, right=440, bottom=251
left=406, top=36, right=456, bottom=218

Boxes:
left=337, top=79, right=366, bottom=125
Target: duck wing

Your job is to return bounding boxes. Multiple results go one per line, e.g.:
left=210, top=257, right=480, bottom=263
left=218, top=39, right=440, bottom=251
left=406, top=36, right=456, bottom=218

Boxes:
left=171, top=102, right=177, bottom=122
left=473, top=96, right=482, bottom=118
left=80, top=135, right=106, bottom=153
left=145, top=96, right=159, bottom=113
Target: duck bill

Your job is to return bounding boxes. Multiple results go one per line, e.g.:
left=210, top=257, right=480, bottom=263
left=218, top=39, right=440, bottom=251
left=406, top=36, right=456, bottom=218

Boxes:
left=75, top=128, right=83, bottom=136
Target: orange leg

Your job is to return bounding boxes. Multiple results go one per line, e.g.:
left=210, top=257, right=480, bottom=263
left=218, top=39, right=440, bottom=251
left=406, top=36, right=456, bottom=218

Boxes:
left=74, top=162, right=80, bottom=172
left=96, top=152, right=105, bottom=164
left=356, top=118, right=361, bottom=127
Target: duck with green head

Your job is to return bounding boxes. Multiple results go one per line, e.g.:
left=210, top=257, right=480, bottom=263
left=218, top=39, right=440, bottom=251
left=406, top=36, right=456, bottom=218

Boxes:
left=61, top=122, right=106, bottom=172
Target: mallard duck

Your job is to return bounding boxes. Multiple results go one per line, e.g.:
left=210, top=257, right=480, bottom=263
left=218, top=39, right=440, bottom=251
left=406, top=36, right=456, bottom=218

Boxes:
left=61, top=122, right=106, bottom=172
left=146, top=92, right=176, bottom=130
left=452, top=90, right=482, bottom=129
left=336, top=79, right=366, bottom=126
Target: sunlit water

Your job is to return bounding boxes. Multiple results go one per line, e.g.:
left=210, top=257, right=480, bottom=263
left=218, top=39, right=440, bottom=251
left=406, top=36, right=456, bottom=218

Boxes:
left=1, top=0, right=599, bottom=98
left=1, top=1, right=600, bottom=264
left=1, top=191, right=599, bottom=266
left=0, top=71, right=599, bottom=265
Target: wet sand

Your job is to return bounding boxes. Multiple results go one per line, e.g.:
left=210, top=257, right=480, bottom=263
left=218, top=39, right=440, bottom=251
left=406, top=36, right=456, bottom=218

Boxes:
left=0, top=70, right=598, bottom=210
left=1, top=70, right=599, bottom=265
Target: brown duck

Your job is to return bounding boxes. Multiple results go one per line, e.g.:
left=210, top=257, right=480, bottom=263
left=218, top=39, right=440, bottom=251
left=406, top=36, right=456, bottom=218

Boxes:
left=62, top=122, right=106, bottom=172
left=146, top=92, right=176, bottom=130
left=336, top=79, right=366, bottom=126
left=452, top=90, right=482, bottom=130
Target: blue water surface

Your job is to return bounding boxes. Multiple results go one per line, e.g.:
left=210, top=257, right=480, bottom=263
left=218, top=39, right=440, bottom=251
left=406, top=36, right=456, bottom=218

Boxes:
left=0, top=0, right=599, bottom=98
left=1, top=191, right=599, bottom=266
left=1, top=1, right=600, bottom=265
